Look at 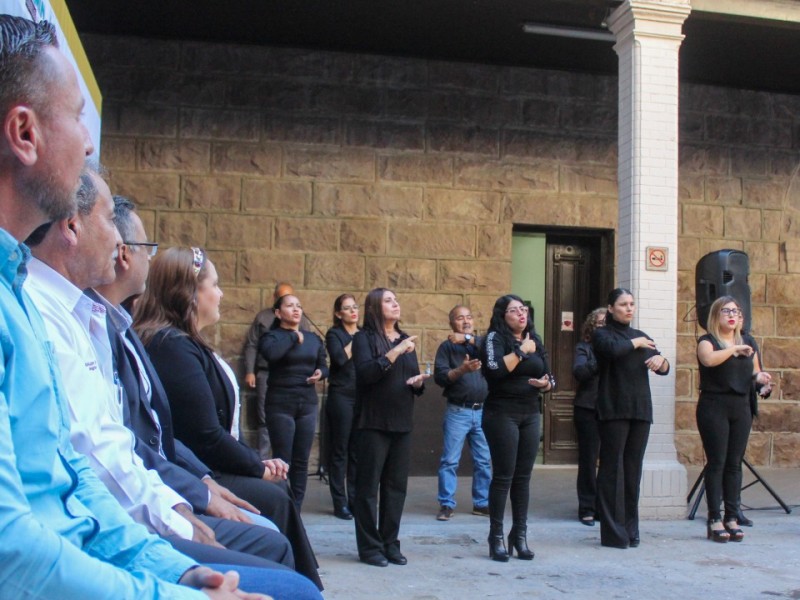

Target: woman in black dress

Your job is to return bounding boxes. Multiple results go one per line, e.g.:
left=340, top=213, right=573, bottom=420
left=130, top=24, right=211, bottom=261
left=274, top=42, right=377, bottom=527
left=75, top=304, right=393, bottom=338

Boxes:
left=696, top=295, right=771, bottom=542
left=259, top=293, right=328, bottom=510
left=592, top=288, right=669, bottom=549
left=351, top=288, right=429, bottom=567
left=572, top=307, right=605, bottom=526
left=482, top=294, right=552, bottom=562
left=324, top=293, right=360, bottom=520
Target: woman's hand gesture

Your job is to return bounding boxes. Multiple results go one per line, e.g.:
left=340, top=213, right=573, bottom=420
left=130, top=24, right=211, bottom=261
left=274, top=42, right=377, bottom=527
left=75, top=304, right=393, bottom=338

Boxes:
left=397, top=335, right=418, bottom=354
left=528, top=375, right=550, bottom=390
left=406, top=373, right=430, bottom=389
left=732, top=344, right=754, bottom=357
left=306, top=369, right=322, bottom=385
left=519, top=333, right=537, bottom=354
left=632, top=336, right=656, bottom=351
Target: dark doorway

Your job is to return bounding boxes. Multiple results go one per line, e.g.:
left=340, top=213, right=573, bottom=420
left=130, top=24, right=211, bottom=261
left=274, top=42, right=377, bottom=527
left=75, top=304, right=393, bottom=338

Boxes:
left=541, top=231, right=612, bottom=464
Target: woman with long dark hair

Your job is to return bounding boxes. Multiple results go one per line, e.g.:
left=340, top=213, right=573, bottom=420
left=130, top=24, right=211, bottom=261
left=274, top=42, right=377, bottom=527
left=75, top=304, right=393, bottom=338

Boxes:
left=592, top=288, right=669, bottom=549
left=259, top=293, right=328, bottom=510
left=324, top=293, right=360, bottom=520
left=134, top=247, right=322, bottom=589
left=351, top=288, right=429, bottom=567
left=481, top=294, right=552, bottom=562
left=696, top=295, right=771, bottom=542
left=572, top=307, right=606, bottom=526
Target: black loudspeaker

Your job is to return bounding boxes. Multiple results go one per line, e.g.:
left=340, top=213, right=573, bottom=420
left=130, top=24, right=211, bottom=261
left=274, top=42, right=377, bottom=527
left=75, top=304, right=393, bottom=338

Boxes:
left=695, top=250, right=751, bottom=331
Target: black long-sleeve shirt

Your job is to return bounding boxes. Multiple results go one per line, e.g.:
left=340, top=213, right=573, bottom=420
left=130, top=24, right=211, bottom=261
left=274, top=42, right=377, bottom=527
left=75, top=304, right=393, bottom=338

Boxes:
left=353, top=328, right=423, bottom=432
left=572, top=340, right=599, bottom=410
left=482, top=330, right=549, bottom=414
left=259, top=327, right=328, bottom=404
left=433, top=338, right=488, bottom=405
left=592, top=317, right=669, bottom=422
left=326, top=325, right=357, bottom=398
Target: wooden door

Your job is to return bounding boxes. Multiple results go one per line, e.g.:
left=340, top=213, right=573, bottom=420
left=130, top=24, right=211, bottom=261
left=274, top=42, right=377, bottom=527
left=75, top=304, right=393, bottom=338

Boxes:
left=542, top=237, right=605, bottom=464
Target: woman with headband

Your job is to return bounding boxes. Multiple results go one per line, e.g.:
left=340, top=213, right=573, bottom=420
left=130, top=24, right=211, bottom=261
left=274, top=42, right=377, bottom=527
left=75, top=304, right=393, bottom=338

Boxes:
left=134, top=247, right=322, bottom=589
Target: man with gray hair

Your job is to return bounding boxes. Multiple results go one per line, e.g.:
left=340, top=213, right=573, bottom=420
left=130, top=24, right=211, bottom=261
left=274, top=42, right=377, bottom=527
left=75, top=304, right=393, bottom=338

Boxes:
left=434, top=305, right=492, bottom=521
left=25, top=167, right=322, bottom=599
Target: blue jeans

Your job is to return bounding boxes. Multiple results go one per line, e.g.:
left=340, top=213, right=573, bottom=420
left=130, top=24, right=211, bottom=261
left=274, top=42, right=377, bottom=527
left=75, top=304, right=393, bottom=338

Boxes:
left=205, top=563, right=323, bottom=600
left=437, top=403, right=492, bottom=509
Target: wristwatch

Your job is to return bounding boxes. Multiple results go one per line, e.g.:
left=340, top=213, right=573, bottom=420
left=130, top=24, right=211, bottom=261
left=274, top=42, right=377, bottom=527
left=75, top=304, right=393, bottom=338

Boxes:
left=514, top=346, right=527, bottom=361
left=463, top=334, right=473, bottom=344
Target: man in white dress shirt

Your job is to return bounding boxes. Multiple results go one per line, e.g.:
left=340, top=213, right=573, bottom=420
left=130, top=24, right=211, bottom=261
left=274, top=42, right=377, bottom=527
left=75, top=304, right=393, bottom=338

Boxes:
left=24, top=166, right=302, bottom=573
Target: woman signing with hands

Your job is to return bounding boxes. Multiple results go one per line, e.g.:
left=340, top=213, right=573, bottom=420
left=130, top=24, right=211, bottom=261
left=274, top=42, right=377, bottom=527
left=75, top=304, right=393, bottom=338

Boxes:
left=259, top=294, right=328, bottom=510
left=592, top=288, right=669, bottom=549
left=481, top=295, right=552, bottom=562
left=696, top=296, right=770, bottom=543
left=351, top=288, right=429, bottom=567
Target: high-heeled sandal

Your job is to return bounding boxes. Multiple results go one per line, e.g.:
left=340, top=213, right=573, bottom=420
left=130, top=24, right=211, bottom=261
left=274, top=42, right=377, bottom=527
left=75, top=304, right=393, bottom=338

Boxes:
left=724, top=520, right=744, bottom=542
left=707, top=519, right=730, bottom=543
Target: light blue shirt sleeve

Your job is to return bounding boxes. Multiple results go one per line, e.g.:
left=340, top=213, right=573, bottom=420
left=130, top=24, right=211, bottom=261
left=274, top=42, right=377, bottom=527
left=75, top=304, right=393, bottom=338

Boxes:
left=0, top=387, right=206, bottom=599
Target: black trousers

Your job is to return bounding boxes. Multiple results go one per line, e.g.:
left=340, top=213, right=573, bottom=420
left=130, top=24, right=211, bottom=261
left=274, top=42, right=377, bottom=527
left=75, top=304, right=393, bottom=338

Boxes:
left=696, top=392, right=752, bottom=521
left=197, top=514, right=293, bottom=567
left=597, top=419, right=650, bottom=548
left=325, top=390, right=357, bottom=511
left=214, top=473, right=322, bottom=590
left=352, top=429, right=411, bottom=559
left=265, top=400, right=318, bottom=509
left=481, top=408, right=540, bottom=533
left=574, top=405, right=600, bottom=519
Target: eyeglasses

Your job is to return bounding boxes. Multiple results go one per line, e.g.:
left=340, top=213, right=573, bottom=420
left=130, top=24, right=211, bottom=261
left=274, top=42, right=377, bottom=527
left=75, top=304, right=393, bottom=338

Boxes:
left=124, top=241, right=159, bottom=257
left=341, top=304, right=359, bottom=312
left=505, top=306, right=528, bottom=315
left=720, top=308, right=742, bottom=316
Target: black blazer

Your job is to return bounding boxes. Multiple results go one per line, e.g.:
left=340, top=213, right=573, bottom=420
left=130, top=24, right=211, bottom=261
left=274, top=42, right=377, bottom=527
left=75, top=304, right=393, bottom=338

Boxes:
left=100, top=300, right=212, bottom=512
left=145, top=327, right=266, bottom=479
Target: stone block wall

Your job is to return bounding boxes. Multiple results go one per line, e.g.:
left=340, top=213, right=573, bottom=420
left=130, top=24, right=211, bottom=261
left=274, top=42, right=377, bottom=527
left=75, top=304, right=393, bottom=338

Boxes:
left=675, top=85, right=800, bottom=466
left=84, top=34, right=800, bottom=465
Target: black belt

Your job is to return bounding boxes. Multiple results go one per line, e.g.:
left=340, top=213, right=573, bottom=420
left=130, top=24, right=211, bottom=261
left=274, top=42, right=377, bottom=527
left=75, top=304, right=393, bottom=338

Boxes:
left=448, top=399, right=484, bottom=410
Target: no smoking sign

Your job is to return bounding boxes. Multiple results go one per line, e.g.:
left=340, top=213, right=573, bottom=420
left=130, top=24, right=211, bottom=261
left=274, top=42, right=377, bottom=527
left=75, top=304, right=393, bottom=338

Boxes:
left=646, top=246, right=668, bottom=271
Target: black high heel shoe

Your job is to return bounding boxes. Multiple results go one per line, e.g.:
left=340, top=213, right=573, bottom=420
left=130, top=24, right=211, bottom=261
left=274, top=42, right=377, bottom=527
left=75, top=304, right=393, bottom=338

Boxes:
left=707, top=519, right=730, bottom=543
left=488, top=533, right=509, bottom=562
left=507, top=528, right=535, bottom=560
left=724, top=520, right=744, bottom=542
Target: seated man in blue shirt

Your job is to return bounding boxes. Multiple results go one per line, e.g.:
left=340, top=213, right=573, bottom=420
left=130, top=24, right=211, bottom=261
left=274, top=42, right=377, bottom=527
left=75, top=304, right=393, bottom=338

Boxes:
left=0, top=13, right=284, bottom=599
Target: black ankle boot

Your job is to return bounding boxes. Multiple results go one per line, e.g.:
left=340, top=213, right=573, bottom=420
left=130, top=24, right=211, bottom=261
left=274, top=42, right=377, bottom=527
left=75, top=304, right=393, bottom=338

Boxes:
left=488, top=527, right=509, bottom=562
left=508, top=527, right=534, bottom=560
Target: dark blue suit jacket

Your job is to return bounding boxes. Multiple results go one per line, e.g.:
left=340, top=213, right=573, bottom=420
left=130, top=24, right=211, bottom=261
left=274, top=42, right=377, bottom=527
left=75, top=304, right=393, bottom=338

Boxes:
left=98, top=294, right=212, bottom=512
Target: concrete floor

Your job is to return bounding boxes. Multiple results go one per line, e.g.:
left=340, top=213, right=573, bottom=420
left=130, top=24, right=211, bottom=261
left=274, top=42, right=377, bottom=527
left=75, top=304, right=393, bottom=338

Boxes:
left=300, top=466, right=800, bottom=599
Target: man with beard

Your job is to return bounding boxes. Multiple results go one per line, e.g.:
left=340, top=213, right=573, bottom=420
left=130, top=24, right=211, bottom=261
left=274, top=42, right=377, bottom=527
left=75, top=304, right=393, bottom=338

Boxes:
left=0, top=14, right=269, bottom=599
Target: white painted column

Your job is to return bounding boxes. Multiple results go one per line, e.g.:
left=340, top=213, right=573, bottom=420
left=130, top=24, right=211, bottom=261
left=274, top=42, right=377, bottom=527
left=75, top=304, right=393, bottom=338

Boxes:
left=607, top=0, right=691, bottom=519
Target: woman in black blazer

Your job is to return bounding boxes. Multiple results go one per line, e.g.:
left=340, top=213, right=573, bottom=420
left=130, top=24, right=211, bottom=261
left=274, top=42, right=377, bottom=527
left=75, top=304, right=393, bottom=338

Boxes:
left=351, top=288, right=429, bottom=567
left=259, top=293, right=328, bottom=510
left=324, top=293, right=360, bottom=520
left=592, top=288, right=669, bottom=550
left=134, top=246, right=322, bottom=590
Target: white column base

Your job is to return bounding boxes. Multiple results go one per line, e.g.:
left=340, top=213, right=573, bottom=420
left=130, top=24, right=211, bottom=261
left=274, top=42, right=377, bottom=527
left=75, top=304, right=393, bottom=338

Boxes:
left=639, top=460, right=688, bottom=519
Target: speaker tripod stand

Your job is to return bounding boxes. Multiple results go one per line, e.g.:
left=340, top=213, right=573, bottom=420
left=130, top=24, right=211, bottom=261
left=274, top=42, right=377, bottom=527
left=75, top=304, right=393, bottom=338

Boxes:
left=687, top=458, right=792, bottom=520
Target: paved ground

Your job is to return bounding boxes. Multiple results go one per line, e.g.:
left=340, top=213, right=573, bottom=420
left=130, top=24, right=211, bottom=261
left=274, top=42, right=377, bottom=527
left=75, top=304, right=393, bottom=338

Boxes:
left=300, top=466, right=800, bottom=600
